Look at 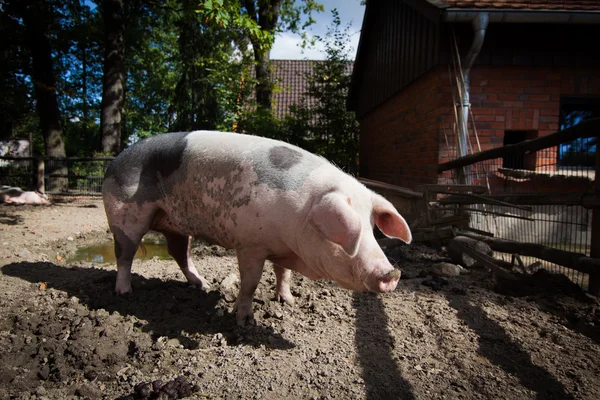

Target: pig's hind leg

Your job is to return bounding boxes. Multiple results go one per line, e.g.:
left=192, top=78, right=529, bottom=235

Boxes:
left=105, top=202, right=157, bottom=295
left=110, top=224, right=145, bottom=295
left=274, top=264, right=295, bottom=305
left=163, top=232, right=211, bottom=290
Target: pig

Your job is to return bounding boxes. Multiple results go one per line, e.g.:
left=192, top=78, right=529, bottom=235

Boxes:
left=0, top=185, right=51, bottom=205
left=102, top=131, right=412, bottom=326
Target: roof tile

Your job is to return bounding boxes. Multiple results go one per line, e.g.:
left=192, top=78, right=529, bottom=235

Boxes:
left=270, top=60, right=353, bottom=119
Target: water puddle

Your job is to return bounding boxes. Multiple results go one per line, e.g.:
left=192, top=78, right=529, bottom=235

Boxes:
left=69, top=239, right=171, bottom=265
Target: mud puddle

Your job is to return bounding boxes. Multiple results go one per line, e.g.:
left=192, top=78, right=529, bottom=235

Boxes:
left=68, top=237, right=170, bottom=264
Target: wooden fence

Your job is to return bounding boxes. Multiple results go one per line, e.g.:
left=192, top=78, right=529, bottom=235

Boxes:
left=435, top=117, right=600, bottom=294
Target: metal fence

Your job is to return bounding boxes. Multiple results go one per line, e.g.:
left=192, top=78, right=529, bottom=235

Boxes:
left=0, top=156, right=114, bottom=199
left=438, top=130, right=596, bottom=290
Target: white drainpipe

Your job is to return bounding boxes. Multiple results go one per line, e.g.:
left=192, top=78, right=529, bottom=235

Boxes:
left=456, top=12, right=489, bottom=183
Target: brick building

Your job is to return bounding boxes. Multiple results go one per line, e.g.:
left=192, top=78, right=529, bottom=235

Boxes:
left=348, top=0, right=600, bottom=191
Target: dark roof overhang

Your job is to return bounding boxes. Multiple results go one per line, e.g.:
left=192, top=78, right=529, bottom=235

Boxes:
left=443, top=8, right=600, bottom=24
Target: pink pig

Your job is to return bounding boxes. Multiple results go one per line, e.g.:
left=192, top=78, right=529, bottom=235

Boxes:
left=0, top=186, right=50, bottom=205
left=102, top=131, right=412, bottom=326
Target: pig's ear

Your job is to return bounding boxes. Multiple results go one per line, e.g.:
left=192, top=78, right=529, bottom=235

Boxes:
left=308, top=192, right=362, bottom=257
left=372, top=194, right=412, bottom=244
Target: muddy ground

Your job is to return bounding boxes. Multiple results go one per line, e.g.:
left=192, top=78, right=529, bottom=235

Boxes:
left=1, top=199, right=600, bottom=400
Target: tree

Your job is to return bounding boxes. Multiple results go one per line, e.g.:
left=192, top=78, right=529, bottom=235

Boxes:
left=58, top=0, right=104, bottom=156
left=283, top=9, right=359, bottom=174
left=241, top=0, right=323, bottom=111
left=100, top=0, right=125, bottom=155
left=199, top=0, right=323, bottom=112
left=16, top=0, right=68, bottom=190
left=0, top=0, right=35, bottom=141
left=171, top=0, right=234, bottom=131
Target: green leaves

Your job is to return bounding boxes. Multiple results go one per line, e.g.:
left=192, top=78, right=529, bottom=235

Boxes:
left=281, top=9, right=359, bottom=174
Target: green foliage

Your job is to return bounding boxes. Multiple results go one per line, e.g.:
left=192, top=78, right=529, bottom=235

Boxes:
left=281, top=9, right=359, bottom=174
left=123, top=0, right=180, bottom=141
left=0, top=0, right=333, bottom=156
left=237, top=107, right=285, bottom=140
left=0, top=2, right=35, bottom=142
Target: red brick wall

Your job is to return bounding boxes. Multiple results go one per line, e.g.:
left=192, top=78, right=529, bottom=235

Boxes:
left=358, top=67, right=444, bottom=190
left=438, top=66, right=600, bottom=191
left=359, top=66, right=600, bottom=189
left=440, top=67, right=598, bottom=148
left=359, top=65, right=600, bottom=192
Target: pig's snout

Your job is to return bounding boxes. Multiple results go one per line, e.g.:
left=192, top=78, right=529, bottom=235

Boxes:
left=376, top=269, right=401, bottom=292
left=362, top=268, right=400, bottom=293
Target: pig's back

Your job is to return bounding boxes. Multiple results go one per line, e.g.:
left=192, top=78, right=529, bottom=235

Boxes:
left=163, top=131, right=331, bottom=244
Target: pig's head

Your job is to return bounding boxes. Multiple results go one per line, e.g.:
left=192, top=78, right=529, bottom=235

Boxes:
left=300, top=188, right=411, bottom=293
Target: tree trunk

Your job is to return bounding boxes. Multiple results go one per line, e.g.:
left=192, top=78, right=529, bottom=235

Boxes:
left=81, top=44, right=89, bottom=122
left=18, top=0, right=67, bottom=192
left=252, top=44, right=272, bottom=110
left=100, top=0, right=125, bottom=155
left=244, top=0, right=282, bottom=111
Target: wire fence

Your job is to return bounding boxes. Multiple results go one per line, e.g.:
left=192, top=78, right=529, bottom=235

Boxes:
left=0, top=156, right=114, bottom=201
left=439, top=135, right=595, bottom=290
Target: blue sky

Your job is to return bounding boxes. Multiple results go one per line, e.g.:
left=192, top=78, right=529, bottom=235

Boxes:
left=270, top=0, right=366, bottom=60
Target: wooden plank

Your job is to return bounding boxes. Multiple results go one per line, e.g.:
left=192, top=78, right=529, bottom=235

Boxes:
left=429, top=215, right=470, bottom=226
left=498, top=168, right=594, bottom=180
left=459, top=226, right=495, bottom=237
left=439, top=206, right=535, bottom=221
left=417, top=184, right=488, bottom=194
left=438, top=117, right=600, bottom=173
left=437, top=191, right=533, bottom=211
left=440, top=192, right=600, bottom=209
left=457, top=231, right=600, bottom=276
left=451, top=240, right=517, bottom=280
left=358, top=178, right=423, bottom=198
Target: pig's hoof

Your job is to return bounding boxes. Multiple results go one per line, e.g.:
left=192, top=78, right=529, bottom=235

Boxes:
left=186, top=275, right=211, bottom=290
left=276, top=291, right=295, bottom=306
left=236, top=314, right=256, bottom=327
left=115, top=283, right=132, bottom=295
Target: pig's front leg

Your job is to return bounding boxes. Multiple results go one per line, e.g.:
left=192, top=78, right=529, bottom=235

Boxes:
left=274, top=264, right=294, bottom=305
left=235, top=249, right=266, bottom=327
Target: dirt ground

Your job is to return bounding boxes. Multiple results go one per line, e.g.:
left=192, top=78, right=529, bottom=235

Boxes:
left=1, top=199, right=600, bottom=400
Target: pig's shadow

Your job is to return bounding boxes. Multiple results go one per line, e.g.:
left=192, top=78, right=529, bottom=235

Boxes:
left=0, top=211, right=24, bottom=225
left=1, top=262, right=293, bottom=350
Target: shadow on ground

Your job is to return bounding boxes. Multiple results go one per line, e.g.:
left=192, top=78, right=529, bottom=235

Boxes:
left=353, top=292, right=415, bottom=400
left=447, top=294, right=573, bottom=400
left=493, top=269, right=600, bottom=346
left=0, top=211, right=24, bottom=226
left=1, top=261, right=293, bottom=350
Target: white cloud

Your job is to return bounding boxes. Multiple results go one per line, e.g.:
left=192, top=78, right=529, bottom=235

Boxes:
left=270, top=0, right=365, bottom=61
left=270, top=32, right=326, bottom=60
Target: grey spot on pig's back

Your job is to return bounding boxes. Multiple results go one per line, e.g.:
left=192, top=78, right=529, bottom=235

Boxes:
left=104, top=132, right=190, bottom=204
left=269, top=146, right=302, bottom=170
left=253, top=144, right=322, bottom=190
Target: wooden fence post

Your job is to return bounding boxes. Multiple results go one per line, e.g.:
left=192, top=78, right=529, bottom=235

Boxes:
left=589, top=135, right=600, bottom=295
left=36, top=157, right=45, bottom=193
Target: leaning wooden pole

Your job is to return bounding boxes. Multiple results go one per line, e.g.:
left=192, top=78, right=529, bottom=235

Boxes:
left=457, top=231, right=600, bottom=276
left=438, top=117, right=600, bottom=173
left=589, top=133, right=600, bottom=295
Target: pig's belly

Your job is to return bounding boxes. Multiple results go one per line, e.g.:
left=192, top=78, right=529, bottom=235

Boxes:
left=157, top=181, right=261, bottom=250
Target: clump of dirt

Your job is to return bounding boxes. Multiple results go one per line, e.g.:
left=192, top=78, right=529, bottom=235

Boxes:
left=1, top=201, right=600, bottom=399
